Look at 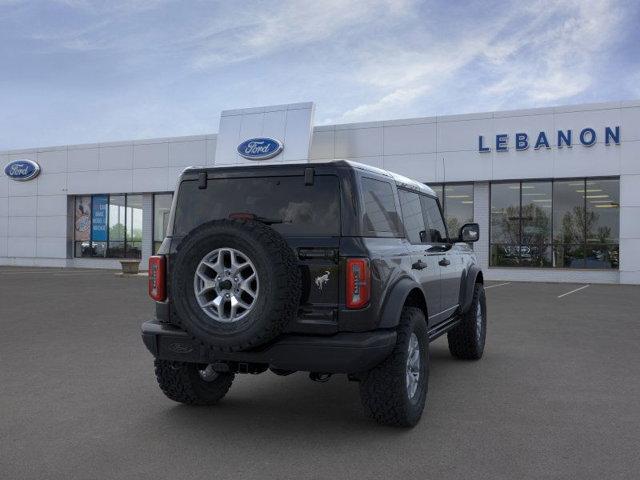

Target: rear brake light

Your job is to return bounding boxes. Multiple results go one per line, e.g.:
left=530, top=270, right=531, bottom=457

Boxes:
left=346, top=258, right=370, bottom=309
left=148, top=255, right=166, bottom=302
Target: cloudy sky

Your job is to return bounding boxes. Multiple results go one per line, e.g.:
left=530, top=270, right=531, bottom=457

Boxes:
left=1, top=0, right=638, bottom=150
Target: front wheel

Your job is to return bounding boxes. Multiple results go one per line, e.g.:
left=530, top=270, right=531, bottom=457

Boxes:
left=447, top=282, right=486, bottom=360
left=359, top=307, right=429, bottom=427
left=154, top=359, right=235, bottom=405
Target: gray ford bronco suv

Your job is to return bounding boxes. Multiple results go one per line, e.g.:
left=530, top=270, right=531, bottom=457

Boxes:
left=142, top=160, right=486, bottom=427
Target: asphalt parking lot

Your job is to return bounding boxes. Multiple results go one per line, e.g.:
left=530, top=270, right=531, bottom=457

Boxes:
left=1, top=268, right=639, bottom=480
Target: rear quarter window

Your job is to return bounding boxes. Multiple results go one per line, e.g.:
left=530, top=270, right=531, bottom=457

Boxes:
left=360, top=177, right=402, bottom=237
left=173, top=175, right=340, bottom=237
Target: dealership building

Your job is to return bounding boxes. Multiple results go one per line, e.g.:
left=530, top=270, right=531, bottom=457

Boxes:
left=1, top=100, right=639, bottom=284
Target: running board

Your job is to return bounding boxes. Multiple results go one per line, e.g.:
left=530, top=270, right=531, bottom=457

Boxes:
left=427, top=316, right=461, bottom=342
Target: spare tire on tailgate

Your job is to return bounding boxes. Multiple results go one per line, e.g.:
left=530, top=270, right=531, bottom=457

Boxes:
left=171, top=219, right=301, bottom=352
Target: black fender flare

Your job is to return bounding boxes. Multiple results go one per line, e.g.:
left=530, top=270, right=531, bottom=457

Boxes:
left=459, top=265, right=483, bottom=314
left=378, top=277, right=426, bottom=329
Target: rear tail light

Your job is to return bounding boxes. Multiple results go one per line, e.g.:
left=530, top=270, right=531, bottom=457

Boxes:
left=148, top=255, right=166, bottom=302
left=346, top=258, right=370, bottom=309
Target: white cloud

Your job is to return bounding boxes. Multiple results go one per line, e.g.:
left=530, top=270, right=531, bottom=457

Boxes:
left=481, top=0, right=621, bottom=105
left=338, top=36, right=492, bottom=121
left=190, top=0, right=414, bottom=69
left=335, top=0, right=625, bottom=122
left=340, top=85, right=429, bottom=121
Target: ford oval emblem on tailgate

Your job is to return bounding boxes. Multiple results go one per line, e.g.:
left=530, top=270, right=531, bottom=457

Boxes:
left=237, top=137, right=283, bottom=160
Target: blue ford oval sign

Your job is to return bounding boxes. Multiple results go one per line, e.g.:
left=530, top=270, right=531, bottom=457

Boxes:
left=237, top=137, right=283, bottom=160
left=4, top=159, right=41, bottom=181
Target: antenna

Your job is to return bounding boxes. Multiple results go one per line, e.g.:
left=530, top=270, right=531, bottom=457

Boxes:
left=442, top=157, right=446, bottom=184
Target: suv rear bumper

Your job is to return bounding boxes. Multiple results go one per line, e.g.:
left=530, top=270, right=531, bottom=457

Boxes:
left=141, top=320, right=396, bottom=374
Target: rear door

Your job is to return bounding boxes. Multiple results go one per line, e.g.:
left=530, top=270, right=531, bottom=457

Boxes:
left=398, top=189, right=441, bottom=325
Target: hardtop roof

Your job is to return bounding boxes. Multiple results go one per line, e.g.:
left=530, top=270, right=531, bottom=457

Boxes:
left=182, top=160, right=436, bottom=197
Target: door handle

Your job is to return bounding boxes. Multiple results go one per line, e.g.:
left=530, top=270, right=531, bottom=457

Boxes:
left=439, top=257, right=451, bottom=267
left=412, top=260, right=427, bottom=270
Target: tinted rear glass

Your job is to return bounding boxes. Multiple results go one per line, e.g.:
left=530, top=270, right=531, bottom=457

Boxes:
left=173, top=175, right=340, bottom=237
left=361, top=177, right=402, bottom=236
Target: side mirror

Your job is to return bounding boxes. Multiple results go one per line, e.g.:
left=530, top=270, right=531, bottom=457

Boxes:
left=458, top=223, right=480, bottom=243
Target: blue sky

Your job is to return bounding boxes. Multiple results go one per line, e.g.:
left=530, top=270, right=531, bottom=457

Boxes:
left=1, top=0, right=639, bottom=150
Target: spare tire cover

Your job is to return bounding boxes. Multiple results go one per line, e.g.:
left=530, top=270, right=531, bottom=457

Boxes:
left=171, top=219, right=301, bottom=352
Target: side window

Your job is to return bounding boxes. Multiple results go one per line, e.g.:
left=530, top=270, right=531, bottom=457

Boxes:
left=399, top=189, right=426, bottom=244
left=420, top=195, right=448, bottom=243
left=361, top=177, right=402, bottom=236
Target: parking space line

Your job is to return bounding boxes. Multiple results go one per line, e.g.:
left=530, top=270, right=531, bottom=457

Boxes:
left=485, top=282, right=511, bottom=289
left=0, top=270, right=115, bottom=276
left=557, top=284, right=590, bottom=298
left=0, top=271, right=60, bottom=275
left=51, top=272, right=118, bottom=276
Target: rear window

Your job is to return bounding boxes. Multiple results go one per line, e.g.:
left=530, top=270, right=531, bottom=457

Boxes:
left=361, top=177, right=402, bottom=236
left=173, top=175, right=340, bottom=237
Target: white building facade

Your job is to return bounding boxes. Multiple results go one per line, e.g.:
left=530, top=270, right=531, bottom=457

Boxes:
left=1, top=100, right=639, bottom=284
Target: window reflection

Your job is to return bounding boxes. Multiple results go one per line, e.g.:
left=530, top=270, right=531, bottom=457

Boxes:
left=586, top=179, right=619, bottom=244
left=74, top=193, right=144, bottom=259
left=427, top=183, right=474, bottom=239
left=398, top=190, right=426, bottom=244
left=420, top=195, right=447, bottom=243
left=444, top=184, right=474, bottom=236
left=153, top=193, right=173, bottom=254
left=126, top=194, right=143, bottom=259
left=491, top=178, right=619, bottom=269
left=521, top=181, right=552, bottom=267
left=108, top=195, right=126, bottom=258
left=490, top=183, right=520, bottom=246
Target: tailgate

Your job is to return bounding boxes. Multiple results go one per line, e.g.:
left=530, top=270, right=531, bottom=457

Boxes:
left=286, top=237, right=341, bottom=334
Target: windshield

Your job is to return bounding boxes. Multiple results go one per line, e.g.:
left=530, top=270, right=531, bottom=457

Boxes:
left=173, top=175, right=341, bottom=237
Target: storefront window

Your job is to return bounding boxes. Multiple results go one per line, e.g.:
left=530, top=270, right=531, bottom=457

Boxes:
left=153, top=193, right=173, bottom=253
left=491, top=178, right=619, bottom=269
left=553, top=180, right=586, bottom=267
left=443, top=184, right=474, bottom=236
left=108, top=195, right=126, bottom=257
left=428, top=183, right=474, bottom=238
left=520, top=181, right=552, bottom=267
left=73, top=193, right=144, bottom=259
left=490, top=182, right=520, bottom=266
left=126, top=195, right=143, bottom=258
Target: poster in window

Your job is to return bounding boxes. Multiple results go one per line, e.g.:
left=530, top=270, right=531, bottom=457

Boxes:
left=74, top=196, right=91, bottom=241
left=91, top=195, right=108, bottom=242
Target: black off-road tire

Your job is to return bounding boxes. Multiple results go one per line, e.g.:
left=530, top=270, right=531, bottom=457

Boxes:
left=171, top=219, right=301, bottom=353
left=359, top=307, right=429, bottom=427
left=447, top=282, right=486, bottom=360
left=154, top=359, right=234, bottom=405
